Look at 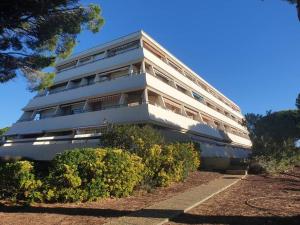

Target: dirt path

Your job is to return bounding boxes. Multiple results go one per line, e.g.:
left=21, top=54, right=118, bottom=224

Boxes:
left=167, top=167, right=300, bottom=225
left=0, top=171, right=221, bottom=225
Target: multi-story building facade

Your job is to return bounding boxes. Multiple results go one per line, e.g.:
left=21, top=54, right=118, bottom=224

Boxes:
left=0, top=31, right=252, bottom=161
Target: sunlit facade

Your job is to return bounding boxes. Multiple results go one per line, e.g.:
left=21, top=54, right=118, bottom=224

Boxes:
left=0, top=31, right=251, bottom=161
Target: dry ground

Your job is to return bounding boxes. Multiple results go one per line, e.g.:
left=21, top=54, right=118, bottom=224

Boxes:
left=0, top=171, right=221, bottom=225
left=167, top=167, right=300, bottom=225
left=1, top=168, right=299, bottom=225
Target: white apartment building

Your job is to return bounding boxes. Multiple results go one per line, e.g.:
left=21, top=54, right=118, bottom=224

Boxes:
left=0, top=31, right=252, bottom=161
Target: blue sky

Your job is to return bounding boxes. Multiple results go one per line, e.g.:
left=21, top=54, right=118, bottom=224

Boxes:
left=0, top=0, right=299, bottom=128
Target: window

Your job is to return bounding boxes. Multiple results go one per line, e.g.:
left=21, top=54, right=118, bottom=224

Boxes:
left=48, top=82, right=67, bottom=94
left=107, top=40, right=139, bottom=57
left=70, top=79, right=82, bottom=88
left=143, top=41, right=165, bottom=60
left=168, top=59, right=182, bottom=72
left=98, top=75, right=109, bottom=82
left=86, top=75, right=95, bottom=85
left=176, top=85, right=188, bottom=94
left=155, top=70, right=169, bottom=84
left=34, top=113, right=41, bottom=121
left=164, top=98, right=182, bottom=115
left=93, top=51, right=105, bottom=60
left=79, top=56, right=92, bottom=64
left=56, top=60, right=77, bottom=72
left=192, top=92, right=204, bottom=102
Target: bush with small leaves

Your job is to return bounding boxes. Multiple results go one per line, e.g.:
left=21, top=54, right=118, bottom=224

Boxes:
left=47, top=148, right=144, bottom=202
left=0, top=161, right=42, bottom=203
left=101, top=125, right=200, bottom=187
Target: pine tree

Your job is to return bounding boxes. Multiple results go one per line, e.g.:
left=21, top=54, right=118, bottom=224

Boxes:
left=0, top=0, right=104, bottom=91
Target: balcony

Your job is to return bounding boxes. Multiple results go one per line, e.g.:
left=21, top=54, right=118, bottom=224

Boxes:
left=24, top=74, right=147, bottom=110
left=7, top=104, right=150, bottom=136
left=143, top=48, right=244, bottom=119
left=145, top=73, right=247, bottom=132
left=54, top=47, right=144, bottom=83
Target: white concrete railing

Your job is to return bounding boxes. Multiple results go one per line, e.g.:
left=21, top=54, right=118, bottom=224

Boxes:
left=147, top=104, right=251, bottom=147
left=227, top=133, right=252, bottom=148
left=24, top=74, right=147, bottom=111
left=6, top=104, right=149, bottom=136
left=5, top=103, right=251, bottom=149
left=54, top=48, right=144, bottom=84
left=147, top=104, right=226, bottom=141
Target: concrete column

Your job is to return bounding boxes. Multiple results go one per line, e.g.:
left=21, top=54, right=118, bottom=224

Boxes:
left=150, top=64, right=155, bottom=75
left=142, top=89, right=149, bottom=104
left=169, top=79, right=177, bottom=88
left=181, top=106, right=188, bottom=117
left=129, top=65, right=134, bottom=76
left=83, top=100, right=89, bottom=112
left=158, top=95, right=166, bottom=108
left=197, top=112, right=204, bottom=123
left=119, top=93, right=128, bottom=105
left=140, top=60, right=146, bottom=74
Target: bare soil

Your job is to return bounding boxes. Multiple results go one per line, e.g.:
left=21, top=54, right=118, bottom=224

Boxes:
left=167, top=167, right=300, bottom=225
left=0, top=171, right=221, bottom=225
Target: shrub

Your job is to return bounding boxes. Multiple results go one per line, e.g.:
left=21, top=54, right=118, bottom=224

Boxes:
left=101, top=124, right=164, bottom=152
left=101, top=125, right=200, bottom=187
left=47, top=148, right=144, bottom=202
left=0, top=161, right=42, bottom=203
left=250, top=138, right=300, bottom=174
left=252, top=151, right=300, bottom=174
left=154, top=143, right=200, bottom=186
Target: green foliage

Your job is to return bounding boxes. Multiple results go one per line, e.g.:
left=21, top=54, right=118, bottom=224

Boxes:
left=101, top=125, right=200, bottom=187
left=0, top=127, right=9, bottom=136
left=252, top=147, right=300, bottom=174
left=154, top=143, right=200, bottom=186
left=101, top=124, right=164, bottom=151
left=0, top=161, right=42, bottom=203
left=0, top=0, right=104, bottom=91
left=47, top=148, right=144, bottom=202
left=245, top=110, right=300, bottom=146
left=0, top=125, right=201, bottom=204
left=246, top=110, right=300, bottom=174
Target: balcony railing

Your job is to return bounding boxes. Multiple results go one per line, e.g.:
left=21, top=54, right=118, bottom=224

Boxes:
left=18, top=103, right=128, bottom=123
left=56, top=40, right=140, bottom=73
left=35, top=73, right=134, bottom=98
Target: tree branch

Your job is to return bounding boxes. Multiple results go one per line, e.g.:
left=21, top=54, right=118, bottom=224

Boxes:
left=0, top=52, right=31, bottom=57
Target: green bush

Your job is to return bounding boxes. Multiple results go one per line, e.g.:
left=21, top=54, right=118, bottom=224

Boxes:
left=0, top=125, right=201, bottom=204
left=250, top=138, right=300, bottom=174
left=252, top=151, right=300, bottom=174
left=101, top=125, right=200, bottom=187
left=153, top=143, right=200, bottom=187
left=0, top=161, right=42, bottom=203
left=47, top=148, right=144, bottom=202
left=101, top=124, right=164, bottom=152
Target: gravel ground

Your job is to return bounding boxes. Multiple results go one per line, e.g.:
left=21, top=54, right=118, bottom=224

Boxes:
left=0, top=171, right=221, bottom=225
left=167, top=167, right=300, bottom=225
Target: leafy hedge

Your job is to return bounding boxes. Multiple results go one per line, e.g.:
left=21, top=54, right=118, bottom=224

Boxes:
left=101, top=125, right=200, bottom=186
left=0, top=148, right=144, bottom=203
left=47, top=148, right=144, bottom=202
left=0, top=161, right=43, bottom=203
left=0, top=125, right=201, bottom=204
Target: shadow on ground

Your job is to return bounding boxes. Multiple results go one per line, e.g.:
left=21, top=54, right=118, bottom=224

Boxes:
left=0, top=205, right=299, bottom=225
